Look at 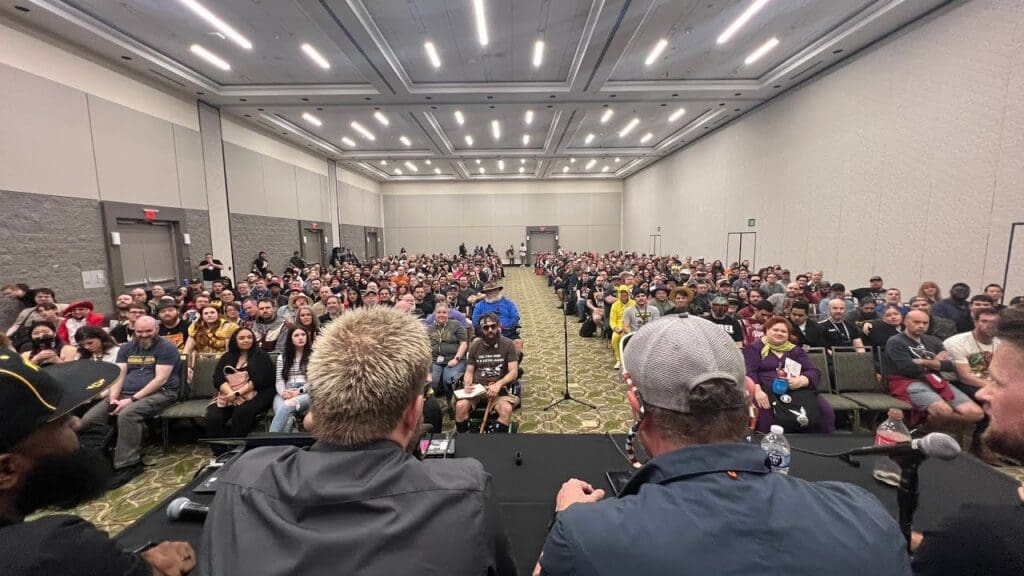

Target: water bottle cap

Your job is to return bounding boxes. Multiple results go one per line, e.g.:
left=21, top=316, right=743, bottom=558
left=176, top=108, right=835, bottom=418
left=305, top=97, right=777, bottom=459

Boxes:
left=770, top=425, right=784, bottom=435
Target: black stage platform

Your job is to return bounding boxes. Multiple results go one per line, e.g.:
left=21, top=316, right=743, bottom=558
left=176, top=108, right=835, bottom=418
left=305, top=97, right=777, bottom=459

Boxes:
left=116, top=434, right=1021, bottom=575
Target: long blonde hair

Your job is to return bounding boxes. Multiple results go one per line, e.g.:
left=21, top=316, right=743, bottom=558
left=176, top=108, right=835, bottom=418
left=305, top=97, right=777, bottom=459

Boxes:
left=917, top=281, right=942, bottom=303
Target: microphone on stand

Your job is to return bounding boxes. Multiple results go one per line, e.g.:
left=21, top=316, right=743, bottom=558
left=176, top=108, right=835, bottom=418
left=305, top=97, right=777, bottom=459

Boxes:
left=842, top=432, right=961, bottom=462
left=166, top=497, right=209, bottom=522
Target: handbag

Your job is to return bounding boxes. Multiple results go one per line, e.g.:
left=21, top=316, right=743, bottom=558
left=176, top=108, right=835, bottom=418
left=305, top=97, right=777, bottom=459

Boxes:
left=770, top=383, right=823, bottom=433
left=214, top=364, right=256, bottom=408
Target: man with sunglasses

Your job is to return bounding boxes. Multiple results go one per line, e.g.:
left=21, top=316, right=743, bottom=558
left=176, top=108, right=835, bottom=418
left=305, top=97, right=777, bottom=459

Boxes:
left=454, top=313, right=519, bottom=433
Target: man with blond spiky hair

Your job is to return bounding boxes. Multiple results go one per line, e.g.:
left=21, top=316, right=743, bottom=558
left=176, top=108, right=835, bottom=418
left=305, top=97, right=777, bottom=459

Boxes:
left=200, top=307, right=516, bottom=576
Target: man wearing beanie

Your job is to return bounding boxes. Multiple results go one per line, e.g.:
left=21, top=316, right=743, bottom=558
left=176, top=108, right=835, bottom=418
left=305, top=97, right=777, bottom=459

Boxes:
left=537, top=315, right=910, bottom=575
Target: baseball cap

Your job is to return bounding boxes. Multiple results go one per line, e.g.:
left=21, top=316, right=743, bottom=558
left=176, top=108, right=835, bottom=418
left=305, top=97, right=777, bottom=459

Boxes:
left=711, top=295, right=729, bottom=305
left=0, top=355, right=119, bottom=452
left=622, top=315, right=745, bottom=414
left=156, top=300, right=179, bottom=312
left=870, top=275, right=883, bottom=282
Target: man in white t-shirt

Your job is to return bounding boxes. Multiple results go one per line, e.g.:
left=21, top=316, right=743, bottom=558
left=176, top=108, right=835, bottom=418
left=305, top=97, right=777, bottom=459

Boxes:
left=943, top=307, right=1000, bottom=462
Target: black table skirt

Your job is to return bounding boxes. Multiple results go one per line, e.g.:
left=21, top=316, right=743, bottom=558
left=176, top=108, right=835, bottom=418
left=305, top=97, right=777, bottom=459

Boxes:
left=116, top=434, right=1020, bottom=575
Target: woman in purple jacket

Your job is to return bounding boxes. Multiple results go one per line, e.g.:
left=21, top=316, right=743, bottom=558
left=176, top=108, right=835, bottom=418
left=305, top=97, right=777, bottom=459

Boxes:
left=743, top=316, right=835, bottom=433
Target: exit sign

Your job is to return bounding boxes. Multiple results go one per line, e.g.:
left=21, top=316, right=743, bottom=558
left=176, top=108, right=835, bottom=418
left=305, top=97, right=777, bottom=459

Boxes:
left=747, top=218, right=756, bottom=227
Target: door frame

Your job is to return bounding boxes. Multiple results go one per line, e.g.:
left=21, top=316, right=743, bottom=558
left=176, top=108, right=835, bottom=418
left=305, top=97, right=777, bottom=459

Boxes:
left=525, top=226, right=559, bottom=266
left=101, top=202, right=190, bottom=306
left=297, top=220, right=331, bottom=268
left=364, top=227, right=382, bottom=260
left=1001, top=222, right=1024, bottom=305
left=725, top=232, right=757, bottom=269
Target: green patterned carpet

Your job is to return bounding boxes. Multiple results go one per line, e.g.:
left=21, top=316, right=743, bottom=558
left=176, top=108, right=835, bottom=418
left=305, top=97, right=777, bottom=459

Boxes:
left=40, top=268, right=1022, bottom=534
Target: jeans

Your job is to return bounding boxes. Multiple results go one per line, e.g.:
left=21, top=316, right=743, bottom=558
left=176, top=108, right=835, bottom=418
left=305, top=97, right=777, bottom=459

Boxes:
left=576, top=299, right=588, bottom=322
left=270, top=393, right=310, bottom=432
left=81, top=389, right=176, bottom=469
left=430, top=360, right=466, bottom=396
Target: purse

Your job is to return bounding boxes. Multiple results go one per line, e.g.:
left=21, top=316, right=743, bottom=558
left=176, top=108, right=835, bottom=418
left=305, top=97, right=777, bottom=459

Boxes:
left=770, top=379, right=823, bottom=433
left=214, top=364, right=256, bottom=408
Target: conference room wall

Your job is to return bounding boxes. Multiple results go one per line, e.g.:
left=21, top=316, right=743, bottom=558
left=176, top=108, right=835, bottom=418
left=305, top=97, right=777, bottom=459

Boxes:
left=381, top=180, right=622, bottom=254
left=623, top=0, right=1024, bottom=296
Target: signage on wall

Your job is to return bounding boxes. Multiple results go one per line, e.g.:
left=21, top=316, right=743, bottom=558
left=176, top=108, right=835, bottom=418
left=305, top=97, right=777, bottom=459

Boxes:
left=747, top=218, right=756, bottom=227
left=143, top=208, right=159, bottom=220
left=311, top=222, right=319, bottom=230
left=538, top=226, right=546, bottom=232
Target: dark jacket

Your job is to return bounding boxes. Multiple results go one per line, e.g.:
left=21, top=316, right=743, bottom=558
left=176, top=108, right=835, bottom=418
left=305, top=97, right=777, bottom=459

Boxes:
left=932, top=298, right=972, bottom=333
left=213, top=348, right=275, bottom=394
left=540, top=443, right=910, bottom=576
left=884, top=333, right=954, bottom=378
left=201, top=441, right=516, bottom=576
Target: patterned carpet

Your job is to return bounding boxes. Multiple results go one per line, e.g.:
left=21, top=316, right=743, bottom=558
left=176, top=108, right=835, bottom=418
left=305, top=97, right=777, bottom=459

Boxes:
left=39, top=268, right=1022, bottom=534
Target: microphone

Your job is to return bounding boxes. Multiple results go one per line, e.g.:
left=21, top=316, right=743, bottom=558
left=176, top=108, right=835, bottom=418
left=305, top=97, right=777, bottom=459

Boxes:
left=844, top=432, right=961, bottom=461
left=166, top=497, right=209, bottom=522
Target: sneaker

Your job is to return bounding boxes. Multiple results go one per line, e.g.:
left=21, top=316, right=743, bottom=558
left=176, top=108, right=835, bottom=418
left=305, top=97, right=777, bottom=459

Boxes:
left=613, top=361, right=621, bottom=370
left=109, top=462, right=144, bottom=490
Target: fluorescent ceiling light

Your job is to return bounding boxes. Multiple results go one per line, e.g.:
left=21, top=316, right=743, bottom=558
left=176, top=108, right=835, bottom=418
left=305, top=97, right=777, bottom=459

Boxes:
left=640, top=132, right=653, bottom=144
left=744, top=37, right=779, bottom=65
left=350, top=121, right=375, bottom=141
left=520, top=158, right=526, bottom=164
left=465, top=134, right=474, bottom=146
left=479, top=167, right=486, bottom=174
left=619, top=117, right=640, bottom=138
left=644, top=38, right=669, bottom=66
left=341, top=137, right=356, bottom=147
left=669, top=107, right=686, bottom=122
left=614, top=157, right=621, bottom=162
left=519, top=166, right=525, bottom=174
left=425, top=159, right=432, bottom=165
left=600, top=108, right=614, bottom=124
left=302, top=112, right=322, bottom=127
left=717, top=0, right=771, bottom=45
left=584, top=133, right=594, bottom=144
left=454, top=110, right=465, bottom=125
left=424, top=41, right=442, bottom=68
left=189, top=44, right=230, bottom=71
left=373, top=111, right=389, bottom=126
left=300, top=43, right=330, bottom=69
left=562, top=166, right=569, bottom=173
left=380, top=160, right=387, bottom=166
left=399, top=135, right=411, bottom=146
left=522, top=134, right=530, bottom=146
left=532, top=40, right=544, bottom=68
left=395, top=168, right=403, bottom=175
left=473, top=0, right=489, bottom=46
left=475, top=159, right=482, bottom=164
left=491, top=120, right=501, bottom=140
left=404, top=161, right=418, bottom=172
left=434, top=168, right=441, bottom=174
left=585, top=159, right=597, bottom=170
left=180, top=0, right=251, bottom=50
left=524, top=110, right=534, bottom=125
left=570, top=157, right=576, bottom=163
left=602, top=166, right=610, bottom=172
left=498, top=160, right=505, bottom=170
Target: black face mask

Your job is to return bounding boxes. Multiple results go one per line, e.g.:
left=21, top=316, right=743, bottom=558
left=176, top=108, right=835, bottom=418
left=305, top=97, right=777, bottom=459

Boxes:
left=15, top=447, right=113, bottom=517
left=32, top=336, right=55, bottom=349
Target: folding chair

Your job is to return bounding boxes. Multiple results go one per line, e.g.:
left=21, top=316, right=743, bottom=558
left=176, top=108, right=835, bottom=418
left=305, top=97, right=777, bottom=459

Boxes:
left=833, top=346, right=911, bottom=429
left=805, top=347, right=861, bottom=430
left=157, top=354, right=220, bottom=450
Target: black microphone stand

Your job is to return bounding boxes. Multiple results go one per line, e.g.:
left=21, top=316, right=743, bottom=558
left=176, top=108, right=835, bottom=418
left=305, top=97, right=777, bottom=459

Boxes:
left=894, top=454, right=926, bottom=552
left=545, top=297, right=596, bottom=411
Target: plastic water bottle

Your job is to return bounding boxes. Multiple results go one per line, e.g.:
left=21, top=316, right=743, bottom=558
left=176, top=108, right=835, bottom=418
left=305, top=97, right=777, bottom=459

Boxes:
left=872, top=409, right=911, bottom=487
left=761, top=425, right=791, bottom=475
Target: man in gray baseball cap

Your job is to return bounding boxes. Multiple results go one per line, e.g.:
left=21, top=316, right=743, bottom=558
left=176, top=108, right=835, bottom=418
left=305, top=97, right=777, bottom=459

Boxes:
left=537, top=314, right=910, bottom=576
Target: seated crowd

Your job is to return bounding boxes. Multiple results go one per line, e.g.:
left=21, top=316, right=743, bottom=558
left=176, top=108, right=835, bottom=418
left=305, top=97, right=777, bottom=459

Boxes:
left=540, top=251, right=1022, bottom=460
left=1, top=244, right=521, bottom=487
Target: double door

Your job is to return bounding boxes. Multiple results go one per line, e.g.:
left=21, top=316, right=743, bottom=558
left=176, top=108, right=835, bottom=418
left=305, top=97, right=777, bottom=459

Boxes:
left=118, top=220, right=179, bottom=288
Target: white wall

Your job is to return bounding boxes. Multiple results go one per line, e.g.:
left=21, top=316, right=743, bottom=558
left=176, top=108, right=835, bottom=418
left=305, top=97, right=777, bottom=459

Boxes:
left=382, top=180, right=622, bottom=255
left=623, top=0, right=1024, bottom=297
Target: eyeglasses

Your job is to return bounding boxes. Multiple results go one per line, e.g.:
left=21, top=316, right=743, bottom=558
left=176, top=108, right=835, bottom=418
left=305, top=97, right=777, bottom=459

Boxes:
left=480, top=324, right=499, bottom=332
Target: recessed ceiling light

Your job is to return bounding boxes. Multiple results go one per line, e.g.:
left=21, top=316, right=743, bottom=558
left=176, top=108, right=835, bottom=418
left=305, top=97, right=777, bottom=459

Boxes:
left=476, top=159, right=482, bottom=164
left=614, top=157, right=621, bottom=162
left=380, top=160, right=387, bottom=166
left=473, top=0, right=489, bottom=46
left=717, top=0, right=771, bottom=45
left=524, top=110, right=534, bottom=125
left=640, top=132, right=653, bottom=144
left=669, top=107, right=686, bottom=122
left=602, top=165, right=610, bottom=172
left=454, top=110, right=465, bottom=125
left=399, top=135, right=411, bottom=146
left=619, top=117, right=640, bottom=138
left=395, top=168, right=403, bottom=175
left=600, top=108, right=614, bottom=124
left=585, top=159, right=597, bottom=170
left=532, top=39, right=544, bottom=68
left=404, top=161, right=418, bottom=172
left=744, top=37, right=779, bottom=65
left=373, top=111, right=389, bottom=125
left=491, top=120, right=501, bottom=140
left=189, top=44, right=230, bottom=71
left=300, top=43, right=330, bottom=69
left=562, top=166, right=569, bottom=173
left=434, top=168, right=441, bottom=174
left=498, top=160, right=505, bottom=170
left=570, top=157, right=576, bottom=163
left=424, top=41, right=442, bottom=68
left=644, top=38, right=669, bottom=66
left=180, top=0, right=252, bottom=50
left=302, top=112, right=322, bottom=127
left=425, top=159, right=432, bottom=165
left=350, top=121, right=375, bottom=141
left=341, top=137, right=356, bottom=147
left=520, top=158, right=526, bottom=164
left=465, top=134, right=474, bottom=146
left=519, top=166, right=525, bottom=174
left=584, top=133, right=595, bottom=144
left=479, top=167, right=486, bottom=174
left=522, top=134, right=530, bottom=146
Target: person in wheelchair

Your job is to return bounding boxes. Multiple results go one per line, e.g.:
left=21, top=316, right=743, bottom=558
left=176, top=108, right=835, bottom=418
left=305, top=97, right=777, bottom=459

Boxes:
left=454, top=313, right=519, bottom=434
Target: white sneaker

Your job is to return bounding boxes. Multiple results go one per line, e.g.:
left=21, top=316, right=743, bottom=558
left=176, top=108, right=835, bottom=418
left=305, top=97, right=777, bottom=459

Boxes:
left=613, top=361, right=621, bottom=370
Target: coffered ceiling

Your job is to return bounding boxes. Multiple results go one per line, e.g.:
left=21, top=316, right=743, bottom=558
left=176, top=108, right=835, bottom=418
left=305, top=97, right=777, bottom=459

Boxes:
left=2, top=0, right=950, bottom=181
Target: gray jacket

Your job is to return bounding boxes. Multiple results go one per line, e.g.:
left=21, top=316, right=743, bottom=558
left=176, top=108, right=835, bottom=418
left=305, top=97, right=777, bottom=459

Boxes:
left=200, top=441, right=516, bottom=576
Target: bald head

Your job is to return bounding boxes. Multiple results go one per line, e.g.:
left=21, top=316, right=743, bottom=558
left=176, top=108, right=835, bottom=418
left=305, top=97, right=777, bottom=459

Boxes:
left=904, top=309, right=930, bottom=338
left=132, top=316, right=159, bottom=348
left=828, top=298, right=847, bottom=322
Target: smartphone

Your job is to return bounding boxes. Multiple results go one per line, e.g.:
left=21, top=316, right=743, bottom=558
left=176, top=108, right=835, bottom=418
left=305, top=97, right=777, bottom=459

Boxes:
left=605, top=470, right=634, bottom=495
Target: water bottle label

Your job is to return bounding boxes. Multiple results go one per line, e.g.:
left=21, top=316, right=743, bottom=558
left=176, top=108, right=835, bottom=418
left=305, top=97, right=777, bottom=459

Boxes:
left=767, top=451, right=790, bottom=472
left=875, top=431, right=908, bottom=446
